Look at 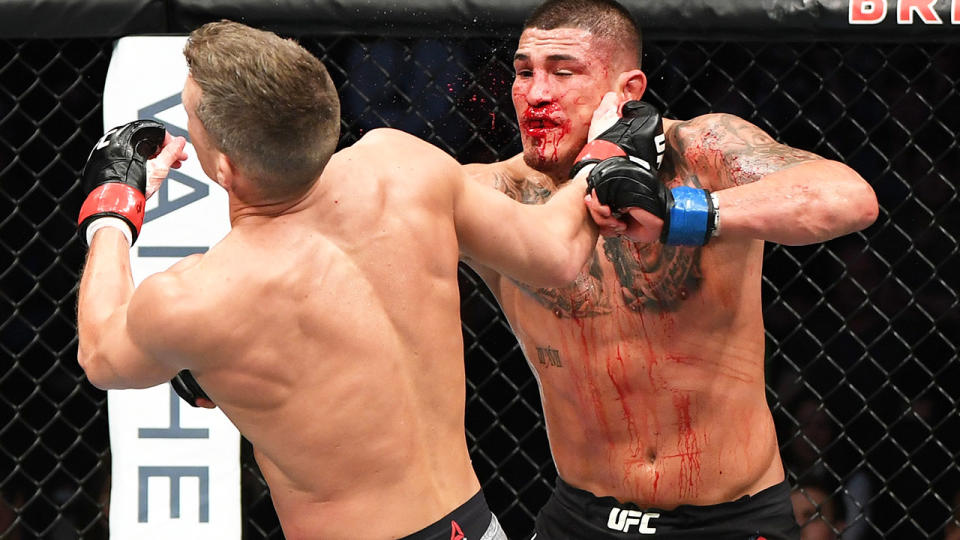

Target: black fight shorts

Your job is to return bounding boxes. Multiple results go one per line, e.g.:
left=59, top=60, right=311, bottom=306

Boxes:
left=531, top=477, right=800, bottom=540
left=401, top=490, right=508, bottom=540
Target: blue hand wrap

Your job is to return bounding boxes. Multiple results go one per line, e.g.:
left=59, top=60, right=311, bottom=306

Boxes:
left=665, top=186, right=711, bottom=246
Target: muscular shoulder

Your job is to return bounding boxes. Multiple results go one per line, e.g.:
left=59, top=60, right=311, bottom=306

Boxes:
left=346, top=128, right=463, bottom=192
left=126, top=258, right=211, bottom=357
left=666, top=113, right=822, bottom=189
left=353, top=128, right=453, bottom=167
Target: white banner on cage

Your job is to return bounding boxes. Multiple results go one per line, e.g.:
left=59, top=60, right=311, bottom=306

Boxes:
left=102, top=36, right=240, bottom=540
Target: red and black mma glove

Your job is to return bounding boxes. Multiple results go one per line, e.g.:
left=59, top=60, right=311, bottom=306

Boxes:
left=576, top=100, right=718, bottom=246
left=569, top=100, right=666, bottom=179
left=171, top=370, right=212, bottom=408
left=587, top=158, right=719, bottom=246
left=78, top=120, right=166, bottom=246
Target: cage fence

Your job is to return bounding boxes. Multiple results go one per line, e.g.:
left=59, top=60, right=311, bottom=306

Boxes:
left=1, top=27, right=958, bottom=540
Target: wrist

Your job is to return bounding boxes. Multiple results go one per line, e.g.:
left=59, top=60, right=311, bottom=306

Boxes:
left=570, top=139, right=627, bottom=179
left=710, top=192, right=720, bottom=238
left=662, top=187, right=716, bottom=246
left=574, top=162, right=597, bottom=182
left=78, top=182, right=146, bottom=246
left=85, top=216, right=133, bottom=247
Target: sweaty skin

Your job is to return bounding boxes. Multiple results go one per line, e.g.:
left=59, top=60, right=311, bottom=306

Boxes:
left=77, top=76, right=598, bottom=538
left=464, top=26, right=878, bottom=509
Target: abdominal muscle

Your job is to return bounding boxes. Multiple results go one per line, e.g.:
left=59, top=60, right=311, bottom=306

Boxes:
left=518, top=314, right=783, bottom=509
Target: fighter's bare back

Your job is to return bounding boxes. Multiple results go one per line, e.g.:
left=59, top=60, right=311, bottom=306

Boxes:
left=134, top=130, right=478, bottom=537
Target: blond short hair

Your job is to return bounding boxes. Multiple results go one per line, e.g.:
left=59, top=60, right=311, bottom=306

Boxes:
left=183, top=20, right=341, bottom=198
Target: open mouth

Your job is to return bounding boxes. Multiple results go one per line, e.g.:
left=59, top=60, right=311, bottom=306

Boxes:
left=527, top=118, right=557, bottom=129
left=523, top=115, right=563, bottom=137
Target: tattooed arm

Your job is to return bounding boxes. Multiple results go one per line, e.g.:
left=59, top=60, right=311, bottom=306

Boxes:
left=668, top=114, right=878, bottom=245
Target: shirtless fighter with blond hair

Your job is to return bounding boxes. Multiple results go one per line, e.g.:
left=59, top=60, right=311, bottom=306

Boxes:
left=75, top=20, right=623, bottom=540
left=463, top=1, right=879, bottom=538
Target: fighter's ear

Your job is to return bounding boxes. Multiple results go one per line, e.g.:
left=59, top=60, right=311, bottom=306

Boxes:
left=215, top=153, right=237, bottom=192
left=617, top=69, right=647, bottom=102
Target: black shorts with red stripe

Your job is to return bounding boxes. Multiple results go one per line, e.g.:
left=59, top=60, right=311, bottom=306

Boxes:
left=530, top=477, right=800, bottom=540
left=400, top=489, right=507, bottom=540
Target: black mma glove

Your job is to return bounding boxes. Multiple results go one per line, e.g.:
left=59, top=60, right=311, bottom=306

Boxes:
left=78, top=120, right=166, bottom=246
left=570, top=100, right=665, bottom=179
left=170, top=370, right=211, bottom=408
left=587, top=156, right=670, bottom=219
left=587, top=158, right=718, bottom=246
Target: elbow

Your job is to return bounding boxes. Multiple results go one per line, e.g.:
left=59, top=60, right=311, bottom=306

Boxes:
left=550, top=260, right=583, bottom=288
left=542, top=247, right=590, bottom=288
left=852, top=181, right=879, bottom=231
left=530, top=218, right=596, bottom=287
left=77, top=342, right=112, bottom=390
left=834, top=166, right=879, bottom=234
left=811, top=163, right=879, bottom=240
left=550, top=223, right=597, bottom=286
left=537, top=272, right=577, bottom=289
left=519, top=252, right=582, bottom=289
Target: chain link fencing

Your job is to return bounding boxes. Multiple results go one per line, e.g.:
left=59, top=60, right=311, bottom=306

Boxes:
left=1, top=31, right=958, bottom=540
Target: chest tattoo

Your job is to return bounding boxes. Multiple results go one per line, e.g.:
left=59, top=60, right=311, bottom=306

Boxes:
left=510, top=253, right=613, bottom=318
left=496, top=114, right=818, bottom=320
left=601, top=237, right=703, bottom=312
left=500, top=161, right=704, bottom=318
left=536, top=346, right=564, bottom=368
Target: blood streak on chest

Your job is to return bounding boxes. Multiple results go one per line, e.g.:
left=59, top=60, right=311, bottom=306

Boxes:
left=606, top=345, right=638, bottom=447
left=605, top=344, right=652, bottom=488
left=669, top=392, right=702, bottom=498
left=560, top=315, right=616, bottom=460
left=611, top=306, right=671, bottom=499
left=617, top=303, right=661, bottom=390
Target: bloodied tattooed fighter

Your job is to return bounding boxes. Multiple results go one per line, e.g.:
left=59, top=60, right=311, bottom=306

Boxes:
left=462, top=1, right=878, bottom=539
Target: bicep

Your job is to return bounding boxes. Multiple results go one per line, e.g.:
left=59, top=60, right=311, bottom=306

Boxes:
left=102, top=276, right=183, bottom=389
left=454, top=175, right=546, bottom=271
